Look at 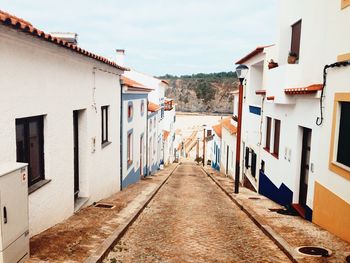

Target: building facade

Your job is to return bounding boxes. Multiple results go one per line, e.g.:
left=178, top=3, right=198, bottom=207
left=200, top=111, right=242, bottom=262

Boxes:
left=0, top=11, right=125, bottom=236
left=235, top=0, right=350, bottom=242
left=120, top=76, right=152, bottom=189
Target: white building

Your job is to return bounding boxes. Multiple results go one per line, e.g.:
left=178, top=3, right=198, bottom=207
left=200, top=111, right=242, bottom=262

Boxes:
left=235, top=0, right=350, bottom=242
left=236, top=46, right=270, bottom=191
left=120, top=75, right=152, bottom=189
left=0, top=11, right=125, bottom=236
left=211, top=121, right=222, bottom=171
left=163, top=98, right=176, bottom=164
left=220, top=117, right=237, bottom=179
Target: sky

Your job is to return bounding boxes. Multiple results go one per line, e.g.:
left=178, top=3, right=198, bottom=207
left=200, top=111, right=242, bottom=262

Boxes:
left=1, top=0, right=278, bottom=76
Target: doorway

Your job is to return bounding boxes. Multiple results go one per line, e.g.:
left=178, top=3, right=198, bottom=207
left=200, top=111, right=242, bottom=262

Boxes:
left=140, top=135, right=144, bottom=176
left=299, top=127, right=312, bottom=207
left=73, top=110, right=79, bottom=200
left=226, top=145, right=230, bottom=174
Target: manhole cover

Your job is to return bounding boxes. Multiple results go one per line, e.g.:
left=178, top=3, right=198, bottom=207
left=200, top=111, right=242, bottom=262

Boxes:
left=346, top=255, right=350, bottom=262
left=94, top=203, right=115, bottom=209
left=296, top=246, right=331, bottom=257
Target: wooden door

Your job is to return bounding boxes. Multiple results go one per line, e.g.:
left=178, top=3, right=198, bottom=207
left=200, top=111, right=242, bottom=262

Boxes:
left=299, top=128, right=311, bottom=207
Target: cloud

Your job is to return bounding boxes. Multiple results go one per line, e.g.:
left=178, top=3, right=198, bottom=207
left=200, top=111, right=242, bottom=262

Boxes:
left=1, top=0, right=277, bottom=75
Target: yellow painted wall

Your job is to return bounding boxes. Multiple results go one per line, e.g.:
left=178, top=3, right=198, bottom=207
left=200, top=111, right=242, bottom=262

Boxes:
left=313, top=182, right=350, bottom=242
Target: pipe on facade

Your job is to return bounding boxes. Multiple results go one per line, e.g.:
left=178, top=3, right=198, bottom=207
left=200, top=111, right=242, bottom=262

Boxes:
left=316, top=61, right=350, bottom=126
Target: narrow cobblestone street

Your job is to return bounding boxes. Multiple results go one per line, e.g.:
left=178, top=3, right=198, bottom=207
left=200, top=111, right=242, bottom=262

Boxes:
left=104, top=162, right=290, bottom=263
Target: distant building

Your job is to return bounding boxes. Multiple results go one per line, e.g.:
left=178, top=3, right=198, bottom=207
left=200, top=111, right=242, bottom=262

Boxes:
left=120, top=76, right=153, bottom=189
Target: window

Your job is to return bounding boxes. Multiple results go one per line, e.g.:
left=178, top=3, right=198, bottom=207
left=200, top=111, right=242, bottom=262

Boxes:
left=330, top=94, right=350, bottom=180
left=101, top=106, right=109, bottom=145
left=273, top=119, right=281, bottom=157
left=141, top=100, right=145, bottom=116
left=153, top=135, right=156, bottom=154
left=337, top=102, right=350, bottom=167
left=245, top=147, right=250, bottom=169
left=154, top=117, right=156, bottom=128
left=150, top=119, right=152, bottom=131
left=265, top=117, right=272, bottom=150
left=16, top=115, right=45, bottom=187
left=251, top=150, right=257, bottom=177
left=127, top=131, right=133, bottom=166
left=290, top=20, right=302, bottom=61
left=127, top=102, right=133, bottom=122
left=342, top=0, right=350, bottom=9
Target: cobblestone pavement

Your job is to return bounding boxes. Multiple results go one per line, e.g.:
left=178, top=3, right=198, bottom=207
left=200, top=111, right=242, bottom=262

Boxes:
left=104, top=162, right=290, bottom=263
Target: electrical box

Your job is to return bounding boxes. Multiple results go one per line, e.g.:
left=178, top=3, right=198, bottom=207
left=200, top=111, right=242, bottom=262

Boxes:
left=0, top=163, right=29, bottom=263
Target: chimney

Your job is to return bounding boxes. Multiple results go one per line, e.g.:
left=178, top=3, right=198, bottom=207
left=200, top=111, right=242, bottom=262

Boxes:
left=116, top=49, right=126, bottom=67
left=50, top=32, right=78, bottom=45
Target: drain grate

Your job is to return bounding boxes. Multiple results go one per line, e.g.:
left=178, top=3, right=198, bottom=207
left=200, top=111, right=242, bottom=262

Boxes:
left=94, top=203, right=115, bottom=209
left=296, top=246, right=331, bottom=257
left=248, top=197, right=261, bottom=200
left=346, top=255, right=350, bottom=263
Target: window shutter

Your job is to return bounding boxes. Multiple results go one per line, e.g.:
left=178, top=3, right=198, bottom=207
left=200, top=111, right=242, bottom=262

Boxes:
left=245, top=147, right=250, bottom=169
left=251, top=151, right=257, bottom=177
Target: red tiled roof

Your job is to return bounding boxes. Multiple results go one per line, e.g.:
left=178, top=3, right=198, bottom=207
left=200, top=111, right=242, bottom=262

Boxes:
left=148, top=102, right=161, bottom=112
left=267, top=96, right=275, bottom=101
left=235, top=45, right=274, bottom=64
left=221, top=117, right=237, bottom=135
left=255, top=90, right=266, bottom=95
left=212, top=124, right=222, bottom=138
left=163, top=130, right=170, bottom=140
left=284, top=84, right=323, bottom=95
left=0, top=10, right=127, bottom=71
left=121, top=76, right=153, bottom=92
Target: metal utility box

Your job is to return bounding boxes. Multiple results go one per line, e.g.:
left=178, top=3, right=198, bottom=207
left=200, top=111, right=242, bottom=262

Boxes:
left=0, top=163, right=29, bottom=263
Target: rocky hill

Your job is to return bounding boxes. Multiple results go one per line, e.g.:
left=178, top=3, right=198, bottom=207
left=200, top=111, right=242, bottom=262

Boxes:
left=160, top=72, right=238, bottom=113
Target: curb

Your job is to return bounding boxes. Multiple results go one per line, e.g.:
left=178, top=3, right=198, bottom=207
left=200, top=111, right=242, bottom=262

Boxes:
left=84, top=163, right=180, bottom=263
left=201, top=166, right=300, bottom=263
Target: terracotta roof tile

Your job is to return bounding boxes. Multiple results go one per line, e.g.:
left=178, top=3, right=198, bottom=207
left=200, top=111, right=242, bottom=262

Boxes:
left=148, top=102, right=161, bottom=112
left=221, top=117, right=237, bottom=135
left=284, top=84, right=323, bottom=95
left=255, top=90, right=266, bottom=95
left=212, top=124, right=222, bottom=138
left=121, top=76, right=153, bottom=92
left=235, top=45, right=274, bottom=64
left=267, top=96, right=275, bottom=101
left=163, top=130, right=170, bottom=140
left=0, top=10, right=127, bottom=71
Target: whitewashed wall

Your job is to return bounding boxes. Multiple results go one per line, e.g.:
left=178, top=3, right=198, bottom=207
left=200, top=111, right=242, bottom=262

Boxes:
left=0, top=26, right=122, bottom=236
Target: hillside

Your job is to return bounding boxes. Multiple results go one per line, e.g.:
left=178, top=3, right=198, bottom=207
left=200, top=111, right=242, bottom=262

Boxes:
left=160, top=72, right=238, bottom=113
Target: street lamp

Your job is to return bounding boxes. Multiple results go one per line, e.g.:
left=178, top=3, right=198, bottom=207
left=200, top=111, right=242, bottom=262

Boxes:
left=234, top=64, right=248, bottom=194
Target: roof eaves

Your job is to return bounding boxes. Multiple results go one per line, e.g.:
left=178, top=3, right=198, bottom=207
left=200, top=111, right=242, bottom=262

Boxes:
left=0, top=10, right=128, bottom=71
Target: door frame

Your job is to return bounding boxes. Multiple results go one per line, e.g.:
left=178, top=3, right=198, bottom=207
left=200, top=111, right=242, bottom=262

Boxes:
left=299, top=127, right=312, bottom=207
left=73, top=110, right=79, bottom=200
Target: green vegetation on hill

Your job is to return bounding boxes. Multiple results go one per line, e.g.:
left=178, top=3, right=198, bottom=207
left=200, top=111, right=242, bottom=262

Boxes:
left=160, top=71, right=238, bottom=113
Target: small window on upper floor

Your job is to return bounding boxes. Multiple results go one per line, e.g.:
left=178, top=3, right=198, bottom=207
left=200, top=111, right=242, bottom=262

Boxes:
left=341, top=0, right=350, bottom=9
left=141, top=100, right=145, bottom=116
left=127, top=103, right=133, bottom=121
left=289, top=20, right=302, bottom=64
